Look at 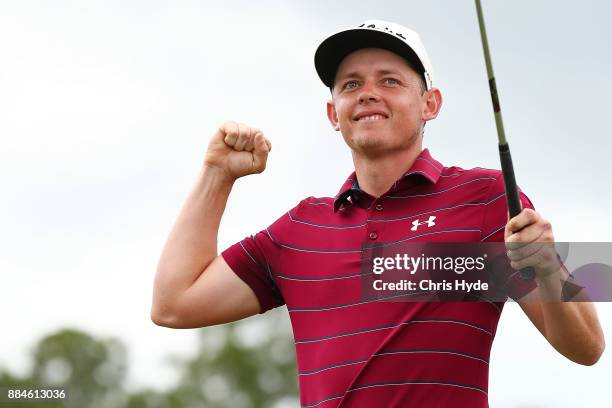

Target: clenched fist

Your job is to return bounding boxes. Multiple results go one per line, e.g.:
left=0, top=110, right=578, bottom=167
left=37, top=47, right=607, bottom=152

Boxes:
left=204, top=121, right=272, bottom=180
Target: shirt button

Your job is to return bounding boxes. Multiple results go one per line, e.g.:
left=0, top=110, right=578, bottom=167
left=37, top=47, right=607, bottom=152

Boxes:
left=375, top=204, right=383, bottom=211
left=369, top=232, right=378, bottom=240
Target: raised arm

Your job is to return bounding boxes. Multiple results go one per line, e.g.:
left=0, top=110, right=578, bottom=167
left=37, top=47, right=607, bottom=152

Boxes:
left=151, top=121, right=272, bottom=328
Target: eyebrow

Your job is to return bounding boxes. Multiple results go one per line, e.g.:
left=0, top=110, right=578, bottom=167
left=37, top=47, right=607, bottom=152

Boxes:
left=337, top=69, right=404, bottom=81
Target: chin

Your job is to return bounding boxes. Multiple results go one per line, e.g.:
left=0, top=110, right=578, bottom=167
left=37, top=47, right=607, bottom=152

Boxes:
left=346, top=130, right=396, bottom=151
left=351, top=140, right=393, bottom=157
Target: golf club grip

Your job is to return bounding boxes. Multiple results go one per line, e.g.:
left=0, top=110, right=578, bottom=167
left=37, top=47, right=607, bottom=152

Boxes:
left=499, top=143, right=536, bottom=280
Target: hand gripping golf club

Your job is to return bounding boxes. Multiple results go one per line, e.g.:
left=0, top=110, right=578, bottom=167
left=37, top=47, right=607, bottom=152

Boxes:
left=475, top=0, right=535, bottom=280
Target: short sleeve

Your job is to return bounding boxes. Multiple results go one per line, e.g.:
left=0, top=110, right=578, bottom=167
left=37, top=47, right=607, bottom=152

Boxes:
left=222, top=229, right=285, bottom=313
left=480, top=172, right=537, bottom=300
left=221, top=201, right=295, bottom=316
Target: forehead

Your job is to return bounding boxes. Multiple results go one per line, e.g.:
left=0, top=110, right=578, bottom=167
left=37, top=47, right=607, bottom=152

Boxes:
left=335, top=48, right=416, bottom=79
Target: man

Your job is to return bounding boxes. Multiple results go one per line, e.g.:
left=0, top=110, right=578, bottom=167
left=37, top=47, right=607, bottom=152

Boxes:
left=152, top=20, right=604, bottom=407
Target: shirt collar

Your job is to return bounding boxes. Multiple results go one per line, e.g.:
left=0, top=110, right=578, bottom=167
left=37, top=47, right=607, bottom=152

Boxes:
left=333, top=148, right=444, bottom=212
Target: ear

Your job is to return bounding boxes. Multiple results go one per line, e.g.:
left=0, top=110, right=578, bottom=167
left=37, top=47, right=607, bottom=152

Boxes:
left=326, top=99, right=341, bottom=131
left=421, top=88, right=443, bottom=122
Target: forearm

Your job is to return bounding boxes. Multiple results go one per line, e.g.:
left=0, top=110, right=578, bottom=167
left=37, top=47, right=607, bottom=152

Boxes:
left=535, top=270, right=605, bottom=365
left=153, top=165, right=235, bottom=314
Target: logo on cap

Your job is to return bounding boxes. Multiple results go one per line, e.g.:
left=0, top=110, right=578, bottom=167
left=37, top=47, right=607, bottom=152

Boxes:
left=358, top=22, right=407, bottom=40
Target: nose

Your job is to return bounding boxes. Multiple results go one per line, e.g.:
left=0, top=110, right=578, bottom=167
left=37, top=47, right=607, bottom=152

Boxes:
left=358, top=82, right=380, bottom=104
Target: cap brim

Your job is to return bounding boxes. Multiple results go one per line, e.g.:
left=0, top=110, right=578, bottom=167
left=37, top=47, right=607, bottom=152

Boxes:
left=314, top=28, right=426, bottom=88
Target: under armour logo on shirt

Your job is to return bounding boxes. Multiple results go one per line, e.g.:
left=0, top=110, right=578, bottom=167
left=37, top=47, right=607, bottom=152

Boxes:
left=411, top=215, right=436, bottom=231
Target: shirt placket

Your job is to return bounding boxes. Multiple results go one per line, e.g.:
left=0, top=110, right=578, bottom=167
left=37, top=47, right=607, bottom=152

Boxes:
left=366, top=196, right=386, bottom=242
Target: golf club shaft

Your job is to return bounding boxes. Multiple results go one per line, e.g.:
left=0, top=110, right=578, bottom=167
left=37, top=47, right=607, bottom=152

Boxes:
left=475, top=0, right=535, bottom=280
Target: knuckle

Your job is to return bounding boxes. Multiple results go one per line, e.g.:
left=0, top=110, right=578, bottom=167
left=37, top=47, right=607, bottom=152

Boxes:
left=508, top=219, right=520, bottom=232
left=524, top=208, right=536, bottom=216
left=512, top=249, right=525, bottom=261
left=507, top=250, right=517, bottom=261
left=522, top=209, right=535, bottom=222
left=221, top=120, right=236, bottom=131
left=541, top=249, right=555, bottom=261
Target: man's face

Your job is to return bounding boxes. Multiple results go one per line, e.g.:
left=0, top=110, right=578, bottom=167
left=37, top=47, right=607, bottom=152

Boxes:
left=327, top=48, right=433, bottom=157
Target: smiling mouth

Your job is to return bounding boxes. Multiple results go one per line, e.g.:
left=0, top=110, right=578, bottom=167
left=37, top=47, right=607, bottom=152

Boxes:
left=356, top=114, right=387, bottom=122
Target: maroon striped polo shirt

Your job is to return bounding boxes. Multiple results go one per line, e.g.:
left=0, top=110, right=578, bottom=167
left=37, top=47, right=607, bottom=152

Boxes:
left=222, top=148, right=536, bottom=407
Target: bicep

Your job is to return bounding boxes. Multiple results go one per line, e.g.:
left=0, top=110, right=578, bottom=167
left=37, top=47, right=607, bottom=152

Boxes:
left=170, top=256, right=261, bottom=328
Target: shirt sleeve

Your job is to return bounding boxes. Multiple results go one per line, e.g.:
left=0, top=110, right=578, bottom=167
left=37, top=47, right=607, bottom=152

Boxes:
left=480, top=172, right=538, bottom=300
left=222, top=224, right=286, bottom=314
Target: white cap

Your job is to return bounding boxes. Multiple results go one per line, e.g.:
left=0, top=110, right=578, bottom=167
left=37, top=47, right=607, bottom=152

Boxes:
left=314, top=20, right=434, bottom=90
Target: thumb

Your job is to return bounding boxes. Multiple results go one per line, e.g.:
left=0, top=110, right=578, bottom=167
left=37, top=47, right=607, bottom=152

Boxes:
left=252, top=132, right=270, bottom=171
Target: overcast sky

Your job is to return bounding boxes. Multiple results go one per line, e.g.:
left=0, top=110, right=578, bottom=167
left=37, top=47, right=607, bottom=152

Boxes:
left=1, top=1, right=611, bottom=406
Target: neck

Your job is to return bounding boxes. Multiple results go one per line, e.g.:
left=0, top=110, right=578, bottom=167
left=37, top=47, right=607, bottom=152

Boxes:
left=352, top=143, right=423, bottom=198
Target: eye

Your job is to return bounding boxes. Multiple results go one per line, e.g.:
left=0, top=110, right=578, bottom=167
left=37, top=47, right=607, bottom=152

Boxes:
left=342, top=80, right=359, bottom=90
left=383, top=78, right=400, bottom=86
